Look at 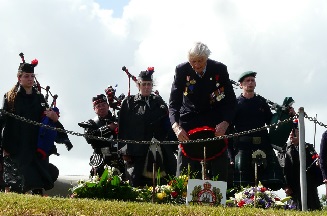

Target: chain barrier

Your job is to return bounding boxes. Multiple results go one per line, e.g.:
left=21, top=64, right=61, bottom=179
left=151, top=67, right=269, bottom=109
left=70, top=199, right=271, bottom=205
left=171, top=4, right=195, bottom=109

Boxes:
left=304, top=113, right=327, bottom=128
left=0, top=79, right=307, bottom=145
left=0, top=108, right=305, bottom=145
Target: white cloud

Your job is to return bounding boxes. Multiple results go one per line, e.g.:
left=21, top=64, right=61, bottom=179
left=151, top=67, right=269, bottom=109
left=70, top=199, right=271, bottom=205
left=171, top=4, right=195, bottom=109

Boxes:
left=1, top=0, right=327, bottom=183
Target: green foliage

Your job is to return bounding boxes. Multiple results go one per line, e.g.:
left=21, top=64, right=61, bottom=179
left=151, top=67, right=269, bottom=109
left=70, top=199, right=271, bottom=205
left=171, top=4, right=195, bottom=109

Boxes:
left=70, top=166, right=138, bottom=201
left=136, top=174, right=188, bottom=204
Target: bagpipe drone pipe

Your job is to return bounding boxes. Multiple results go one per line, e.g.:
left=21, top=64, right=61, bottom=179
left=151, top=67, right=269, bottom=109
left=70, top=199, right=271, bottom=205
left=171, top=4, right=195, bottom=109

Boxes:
left=104, top=85, right=125, bottom=113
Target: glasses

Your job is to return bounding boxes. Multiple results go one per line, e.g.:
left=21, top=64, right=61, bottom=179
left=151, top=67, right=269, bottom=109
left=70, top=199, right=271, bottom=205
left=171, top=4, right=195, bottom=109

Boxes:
left=141, top=82, right=153, bottom=87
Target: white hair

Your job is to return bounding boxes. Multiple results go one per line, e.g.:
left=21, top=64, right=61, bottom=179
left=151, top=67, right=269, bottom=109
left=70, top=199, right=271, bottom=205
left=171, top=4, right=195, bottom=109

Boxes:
left=188, top=42, right=211, bottom=60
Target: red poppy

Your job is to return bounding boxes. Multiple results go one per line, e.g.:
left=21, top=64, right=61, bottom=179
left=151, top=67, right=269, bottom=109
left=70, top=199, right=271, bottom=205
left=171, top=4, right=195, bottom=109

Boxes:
left=260, top=187, right=267, bottom=192
left=237, top=200, right=246, bottom=207
left=171, top=191, right=178, bottom=198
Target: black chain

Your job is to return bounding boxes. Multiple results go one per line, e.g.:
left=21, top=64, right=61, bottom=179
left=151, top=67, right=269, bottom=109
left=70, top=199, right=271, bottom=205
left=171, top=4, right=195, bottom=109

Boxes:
left=304, top=113, right=327, bottom=128
left=0, top=108, right=300, bottom=145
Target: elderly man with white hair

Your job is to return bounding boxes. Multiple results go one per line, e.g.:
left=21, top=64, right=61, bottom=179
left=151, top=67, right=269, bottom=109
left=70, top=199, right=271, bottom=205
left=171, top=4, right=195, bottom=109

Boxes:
left=169, top=41, right=237, bottom=181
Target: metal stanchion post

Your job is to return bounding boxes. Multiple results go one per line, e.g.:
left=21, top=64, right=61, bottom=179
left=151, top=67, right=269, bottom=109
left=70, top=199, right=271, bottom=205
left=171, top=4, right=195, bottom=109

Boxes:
left=201, top=146, right=207, bottom=180
left=298, top=107, right=307, bottom=211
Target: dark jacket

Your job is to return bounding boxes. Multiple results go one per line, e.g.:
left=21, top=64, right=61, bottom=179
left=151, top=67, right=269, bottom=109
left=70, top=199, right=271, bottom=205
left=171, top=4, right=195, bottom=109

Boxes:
left=234, top=94, right=272, bottom=138
left=168, top=59, right=236, bottom=131
left=284, top=141, right=322, bottom=210
left=1, top=86, right=45, bottom=154
left=1, top=86, right=57, bottom=192
left=319, top=130, right=327, bottom=180
left=79, top=113, right=117, bottom=154
left=118, top=93, right=169, bottom=156
left=284, top=142, right=323, bottom=188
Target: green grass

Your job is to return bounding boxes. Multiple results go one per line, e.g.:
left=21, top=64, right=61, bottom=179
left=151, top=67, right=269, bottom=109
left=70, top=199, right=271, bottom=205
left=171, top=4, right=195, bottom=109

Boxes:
left=0, top=193, right=325, bottom=216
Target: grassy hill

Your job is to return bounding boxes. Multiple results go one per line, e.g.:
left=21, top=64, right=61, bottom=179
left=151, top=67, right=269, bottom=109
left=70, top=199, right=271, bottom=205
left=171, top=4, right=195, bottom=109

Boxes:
left=0, top=193, right=324, bottom=216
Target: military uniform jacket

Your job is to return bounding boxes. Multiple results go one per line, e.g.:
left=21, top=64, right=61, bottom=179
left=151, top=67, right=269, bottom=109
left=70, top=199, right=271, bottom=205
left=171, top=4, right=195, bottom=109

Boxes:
left=118, top=93, right=168, bottom=156
left=1, top=86, right=46, bottom=154
left=0, top=86, right=56, bottom=191
left=169, top=59, right=236, bottom=131
left=81, top=113, right=117, bottom=154
left=233, top=94, right=272, bottom=138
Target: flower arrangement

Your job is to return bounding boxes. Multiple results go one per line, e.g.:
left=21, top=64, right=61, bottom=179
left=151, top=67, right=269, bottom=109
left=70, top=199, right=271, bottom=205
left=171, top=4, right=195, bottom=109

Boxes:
left=70, top=167, right=296, bottom=209
left=137, top=174, right=188, bottom=204
left=227, top=183, right=294, bottom=209
left=70, top=166, right=138, bottom=201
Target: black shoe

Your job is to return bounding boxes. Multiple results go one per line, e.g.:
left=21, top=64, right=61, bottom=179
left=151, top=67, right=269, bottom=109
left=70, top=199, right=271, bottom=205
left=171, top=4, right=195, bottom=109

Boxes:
left=31, top=188, right=43, bottom=196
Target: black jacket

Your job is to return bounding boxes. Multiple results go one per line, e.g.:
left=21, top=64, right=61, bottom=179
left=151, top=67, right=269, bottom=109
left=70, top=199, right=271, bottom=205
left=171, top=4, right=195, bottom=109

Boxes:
left=118, top=93, right=169, bottom=156
left=0, top=85, right=57, bottom=191
left=1, top=86, right=45, bottom=154
left=78, top=112, right=117, bottom=154
left=168, top=59, right=236, bottom=131
left=284, top=142, right=323, bottom=189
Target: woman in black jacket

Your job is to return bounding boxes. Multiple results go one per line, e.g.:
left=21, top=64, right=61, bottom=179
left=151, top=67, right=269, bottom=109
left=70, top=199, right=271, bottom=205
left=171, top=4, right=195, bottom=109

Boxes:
left=0, top=53, right=59, bottom=194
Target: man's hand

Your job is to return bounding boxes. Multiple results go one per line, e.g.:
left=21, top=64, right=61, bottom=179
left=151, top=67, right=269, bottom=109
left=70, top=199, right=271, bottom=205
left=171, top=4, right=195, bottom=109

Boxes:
left=172, top=122, right=189, bottom=142
left=215, top=121, right=229, bottom=137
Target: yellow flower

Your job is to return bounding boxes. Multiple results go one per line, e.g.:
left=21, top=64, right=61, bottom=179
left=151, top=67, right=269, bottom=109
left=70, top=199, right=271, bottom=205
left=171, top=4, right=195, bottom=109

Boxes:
left=157, top=192, right=166, bottom=200
left=179, top=175, right=188, bottom=180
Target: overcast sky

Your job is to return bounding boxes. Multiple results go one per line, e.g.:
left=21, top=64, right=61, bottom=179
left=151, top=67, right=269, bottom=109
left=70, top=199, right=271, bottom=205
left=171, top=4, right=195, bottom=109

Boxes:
left=1, top=0, right=327, bottom=195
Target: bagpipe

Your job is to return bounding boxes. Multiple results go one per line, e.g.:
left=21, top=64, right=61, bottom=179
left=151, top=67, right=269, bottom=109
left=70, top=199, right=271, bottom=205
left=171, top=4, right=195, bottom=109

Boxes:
left=267, top=97, right=295, bottom=149
left=104, top=85, right=125, bottom=114
left=230, top=79, right=295, bottom=149
left=35, top=82, right=73, bottom=159
left=305, top=143, right=324, bottom=187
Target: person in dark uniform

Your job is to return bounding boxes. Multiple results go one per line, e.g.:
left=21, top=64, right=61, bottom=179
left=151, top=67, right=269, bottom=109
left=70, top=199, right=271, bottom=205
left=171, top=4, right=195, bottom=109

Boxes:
left=0, top=53, right=59, bottom=195
left=169, top=41, right=237, bottom=181
left=231, top=71, right=292, bottom=191
left=118, top=67, right=177, bottom=187
left=78, top=94, right=124, bottom=178
left=284, top=126, right=322, bottom=211
left=320, top=130, right=327, bottom=183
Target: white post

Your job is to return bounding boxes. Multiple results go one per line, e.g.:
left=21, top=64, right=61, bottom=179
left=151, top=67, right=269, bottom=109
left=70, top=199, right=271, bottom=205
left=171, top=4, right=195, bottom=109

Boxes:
left=298, top=107, right=307, bottom=211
